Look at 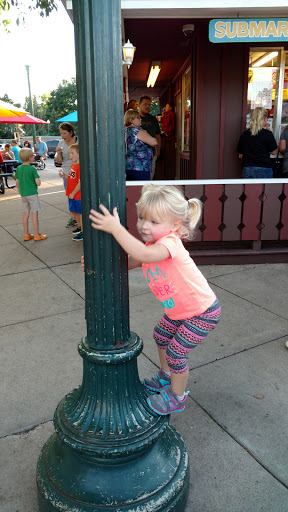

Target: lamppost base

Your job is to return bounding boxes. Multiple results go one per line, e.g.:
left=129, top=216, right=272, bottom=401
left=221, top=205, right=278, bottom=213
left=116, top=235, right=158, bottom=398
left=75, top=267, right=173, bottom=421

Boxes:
left=37, top=425, right=189, bottom=512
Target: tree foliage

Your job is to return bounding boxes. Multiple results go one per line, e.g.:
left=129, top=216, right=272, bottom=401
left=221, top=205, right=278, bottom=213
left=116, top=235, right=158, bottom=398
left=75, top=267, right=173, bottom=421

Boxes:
left=0, top=78, right=77, bottom=139
left=0, top=0, right=58, bottom=29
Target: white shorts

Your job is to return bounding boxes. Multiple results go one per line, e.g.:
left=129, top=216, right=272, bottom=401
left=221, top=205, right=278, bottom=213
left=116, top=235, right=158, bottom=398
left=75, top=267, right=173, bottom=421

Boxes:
left=21, top=194, right=41, bottom=212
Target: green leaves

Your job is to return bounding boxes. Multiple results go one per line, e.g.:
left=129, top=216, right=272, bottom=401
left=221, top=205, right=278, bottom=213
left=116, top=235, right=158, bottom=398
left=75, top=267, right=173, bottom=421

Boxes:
left=0, top=78, right=77, bottom=138
left=0, top=0, right=58, bottom=30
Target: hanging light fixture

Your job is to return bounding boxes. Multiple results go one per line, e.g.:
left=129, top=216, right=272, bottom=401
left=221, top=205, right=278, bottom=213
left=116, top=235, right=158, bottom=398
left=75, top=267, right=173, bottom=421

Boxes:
left=147, top=62, right=161, bottom=88
left=122, top=40, right=136, bottom=69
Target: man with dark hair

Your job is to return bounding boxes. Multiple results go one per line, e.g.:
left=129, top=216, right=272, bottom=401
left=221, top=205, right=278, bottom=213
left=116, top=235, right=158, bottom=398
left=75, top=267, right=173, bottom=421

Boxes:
left=139, top=96, right=161, bottom=178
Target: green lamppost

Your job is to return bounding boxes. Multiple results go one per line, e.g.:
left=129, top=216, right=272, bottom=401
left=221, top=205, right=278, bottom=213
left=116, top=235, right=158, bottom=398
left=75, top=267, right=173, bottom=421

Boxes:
left=36, top=1, right=189, bottom=511
left=25, top=65, right=36, bottom=146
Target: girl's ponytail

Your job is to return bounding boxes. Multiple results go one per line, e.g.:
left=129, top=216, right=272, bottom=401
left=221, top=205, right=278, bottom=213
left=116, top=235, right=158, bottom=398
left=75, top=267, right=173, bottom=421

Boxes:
left=187, top=198, right=202, bottom=231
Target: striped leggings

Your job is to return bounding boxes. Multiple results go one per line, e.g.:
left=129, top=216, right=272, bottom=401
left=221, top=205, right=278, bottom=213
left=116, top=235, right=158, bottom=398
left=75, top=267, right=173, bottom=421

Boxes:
left=153, top=299, right=221, bottom=374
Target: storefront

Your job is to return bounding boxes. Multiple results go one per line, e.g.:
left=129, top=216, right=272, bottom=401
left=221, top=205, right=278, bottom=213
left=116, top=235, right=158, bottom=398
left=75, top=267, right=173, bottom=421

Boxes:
left=122, top=12, right=288, bottom=260
left=143, top=18, right=288, bottom=180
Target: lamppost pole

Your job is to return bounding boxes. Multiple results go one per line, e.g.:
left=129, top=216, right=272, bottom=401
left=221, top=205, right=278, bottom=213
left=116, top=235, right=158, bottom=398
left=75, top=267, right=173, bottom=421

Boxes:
left=36, top=1, right=189, bottom=510
left=25, top=65, right=36, bottom=146
left=46, top=120, right=50, bottom=136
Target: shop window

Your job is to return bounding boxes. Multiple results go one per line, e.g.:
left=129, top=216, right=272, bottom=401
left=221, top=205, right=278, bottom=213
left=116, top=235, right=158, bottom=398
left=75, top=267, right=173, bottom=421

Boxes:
left=247, top=48, right=287, bottom=139
left=182, top=66, right=191, bottom=151
left=280, top=51, right=288, bottom=132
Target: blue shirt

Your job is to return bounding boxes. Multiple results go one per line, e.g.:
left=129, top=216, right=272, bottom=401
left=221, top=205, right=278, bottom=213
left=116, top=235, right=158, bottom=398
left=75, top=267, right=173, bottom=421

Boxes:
left=11, top=145, right=22, bottom=163
left=35, top=141, right=47, bottom=156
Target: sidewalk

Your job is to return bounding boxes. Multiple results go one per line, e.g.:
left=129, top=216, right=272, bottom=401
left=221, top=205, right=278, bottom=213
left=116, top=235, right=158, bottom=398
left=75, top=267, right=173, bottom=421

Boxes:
left=1, top=160, right=288, bottom=511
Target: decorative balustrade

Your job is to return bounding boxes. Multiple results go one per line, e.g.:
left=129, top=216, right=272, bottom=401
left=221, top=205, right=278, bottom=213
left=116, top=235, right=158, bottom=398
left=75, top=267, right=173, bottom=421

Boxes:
left=126, top=180, right=288, bottom=247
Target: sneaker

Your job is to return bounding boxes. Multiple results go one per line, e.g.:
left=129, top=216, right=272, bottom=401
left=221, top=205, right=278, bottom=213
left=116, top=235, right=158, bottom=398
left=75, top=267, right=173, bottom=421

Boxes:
left=285, top=340, right=288, bottom=349
left=66, top=218, right=78, bottom=228
left=147, top=388, right=189, bottom=416
left=72, top=231, right=83, bottom=241
left=143, top=369, right=171, bottom=391
left=72, top=226, right=81, bottom=234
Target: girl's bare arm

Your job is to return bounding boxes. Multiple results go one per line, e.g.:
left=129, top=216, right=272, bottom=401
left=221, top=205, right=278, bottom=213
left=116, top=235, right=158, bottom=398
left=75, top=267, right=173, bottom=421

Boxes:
left=89, top=205, right=169, bottom=263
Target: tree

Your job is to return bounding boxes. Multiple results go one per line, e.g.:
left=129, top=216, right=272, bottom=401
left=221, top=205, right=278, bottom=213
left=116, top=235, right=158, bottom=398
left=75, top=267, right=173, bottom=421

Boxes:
left=0, top=77, right=77, bottom=139
left=0, top=1, right=58, bottom=29
left=43, top=79, right=77, bottom=134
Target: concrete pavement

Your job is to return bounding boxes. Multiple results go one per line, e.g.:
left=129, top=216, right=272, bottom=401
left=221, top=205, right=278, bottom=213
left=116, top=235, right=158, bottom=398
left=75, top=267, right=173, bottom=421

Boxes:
left=1, top=159, right=288, bottom=511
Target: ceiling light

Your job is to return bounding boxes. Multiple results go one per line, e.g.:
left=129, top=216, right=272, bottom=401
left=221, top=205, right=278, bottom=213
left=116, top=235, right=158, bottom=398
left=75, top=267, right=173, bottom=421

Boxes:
left=147, top=62, right=161, bottom=88
left=252, top=51, right=278, bottom=67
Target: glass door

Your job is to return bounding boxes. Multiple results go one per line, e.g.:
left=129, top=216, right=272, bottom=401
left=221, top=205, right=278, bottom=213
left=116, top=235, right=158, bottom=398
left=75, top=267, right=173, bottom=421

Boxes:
left=247, top=48, right=286, bottom=139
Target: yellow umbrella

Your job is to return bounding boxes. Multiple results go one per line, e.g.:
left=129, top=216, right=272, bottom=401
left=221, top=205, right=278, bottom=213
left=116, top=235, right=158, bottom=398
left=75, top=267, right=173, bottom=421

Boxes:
left=0, top=99, right=28, bottom=117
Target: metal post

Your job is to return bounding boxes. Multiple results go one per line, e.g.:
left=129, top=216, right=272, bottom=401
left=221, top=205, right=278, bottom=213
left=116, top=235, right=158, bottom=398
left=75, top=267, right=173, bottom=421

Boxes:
left=25, top=65, right=36, bottom=146
left=36, top=1, right=189, bottom=510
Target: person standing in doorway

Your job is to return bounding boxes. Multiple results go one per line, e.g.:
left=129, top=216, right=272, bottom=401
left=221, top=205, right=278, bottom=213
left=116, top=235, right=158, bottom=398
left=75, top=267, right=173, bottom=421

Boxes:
left=161, top=104, right=175, bottom=137
left=138, top=96, right=161, bottom=179
left=237, top=107, right=278, bottom=178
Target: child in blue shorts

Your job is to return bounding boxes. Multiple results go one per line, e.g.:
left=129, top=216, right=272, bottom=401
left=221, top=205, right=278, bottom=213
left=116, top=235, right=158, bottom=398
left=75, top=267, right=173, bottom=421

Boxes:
left=66, top=144, right=82, bottom=241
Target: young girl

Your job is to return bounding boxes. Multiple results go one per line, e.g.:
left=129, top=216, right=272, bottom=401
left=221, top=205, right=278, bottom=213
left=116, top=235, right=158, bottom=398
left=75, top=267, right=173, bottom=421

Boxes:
left=124, top=109, right=157, bottom=181
left=88, top=184, right=221, bottom=415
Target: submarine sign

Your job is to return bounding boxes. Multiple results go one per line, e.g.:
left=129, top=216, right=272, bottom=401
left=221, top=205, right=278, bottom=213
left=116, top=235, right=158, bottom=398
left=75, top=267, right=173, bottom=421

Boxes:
left=209, top=19, right=288, bottom=43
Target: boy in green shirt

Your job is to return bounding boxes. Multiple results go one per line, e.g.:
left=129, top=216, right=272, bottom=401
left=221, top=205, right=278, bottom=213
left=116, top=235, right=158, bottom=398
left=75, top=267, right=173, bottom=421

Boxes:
left=14, top=148, right=47, bottom=241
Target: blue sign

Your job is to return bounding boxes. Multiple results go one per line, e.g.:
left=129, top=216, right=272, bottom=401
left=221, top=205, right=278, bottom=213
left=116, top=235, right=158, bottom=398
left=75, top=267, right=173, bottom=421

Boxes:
left=209, top=19, right=288, bottom=43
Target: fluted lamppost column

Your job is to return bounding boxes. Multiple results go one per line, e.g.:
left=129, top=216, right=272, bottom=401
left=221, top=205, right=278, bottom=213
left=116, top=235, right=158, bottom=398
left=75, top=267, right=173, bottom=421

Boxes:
left=36, top=1, right=189, bottom=510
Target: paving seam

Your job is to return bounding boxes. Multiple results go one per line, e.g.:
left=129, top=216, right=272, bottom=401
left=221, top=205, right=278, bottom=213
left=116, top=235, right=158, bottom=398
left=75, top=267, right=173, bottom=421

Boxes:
left=0, top=226, right=85, bottom=299
left=189, top=394, right=288, bottom=491
left=141, top=332, right=288, bottom=374
left=207, top=281, right=288, bottom=322
left=0, top=420, right=54, bottom=440
left=138, top=353, right=288, bottom=489
left=0, top=306, right=85, bottom=329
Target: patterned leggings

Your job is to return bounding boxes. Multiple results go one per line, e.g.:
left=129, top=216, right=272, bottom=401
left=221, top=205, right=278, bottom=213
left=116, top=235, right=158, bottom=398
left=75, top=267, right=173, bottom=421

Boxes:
left=153, top=299, right=221, bottom=374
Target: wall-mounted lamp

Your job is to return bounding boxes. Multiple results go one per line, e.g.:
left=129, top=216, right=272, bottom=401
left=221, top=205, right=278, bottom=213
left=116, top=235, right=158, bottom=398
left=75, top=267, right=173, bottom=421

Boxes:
left=122, top=40, right=136, bottom=69
left=147, top=62, right=161, bottom=88
left=252, top=51, right=278, bottom=67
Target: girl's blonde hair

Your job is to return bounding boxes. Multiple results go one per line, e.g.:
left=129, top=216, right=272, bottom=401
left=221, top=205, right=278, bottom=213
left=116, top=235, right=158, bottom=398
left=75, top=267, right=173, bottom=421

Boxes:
left=250, top=107, right=267, bottom=136
left=136, top=184, right=202, bottom=240
left=124, top=109, right=140, bottom=127
left=19, top=148, right=33, bottom=162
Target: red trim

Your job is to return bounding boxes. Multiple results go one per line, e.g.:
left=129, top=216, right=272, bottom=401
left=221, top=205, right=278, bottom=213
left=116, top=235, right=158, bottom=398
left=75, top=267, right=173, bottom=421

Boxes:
left=241, top=47, right=249, bottom=133
left=218, top=47, right=226, bottom=179
left=202, top=185, right=222, bottom=241
left=280, top=184, right=288, bottom=240
left=241, top=184, right=263, bottom=240
left=196, top=33, right=205, bottom=180
left=261, top=183, right=283, bottom=241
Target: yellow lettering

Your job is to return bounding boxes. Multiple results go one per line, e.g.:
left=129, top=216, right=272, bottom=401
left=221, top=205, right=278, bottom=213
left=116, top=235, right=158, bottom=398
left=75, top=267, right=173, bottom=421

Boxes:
left=277, top=21, right=288, bottom=38
left=214, top=21, right=226, bottom=39
left=249, top=20, right=266, bottom=38
left=265, top=21, right=277, bottom=37
left=237, top=22, right=249, bottom=37
left=226, top=21, right=237, bottom=39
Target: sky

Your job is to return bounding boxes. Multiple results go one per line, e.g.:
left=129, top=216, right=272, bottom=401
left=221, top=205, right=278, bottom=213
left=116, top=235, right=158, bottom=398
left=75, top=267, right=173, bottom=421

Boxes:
left=0, top=0, right=76, bottom=107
